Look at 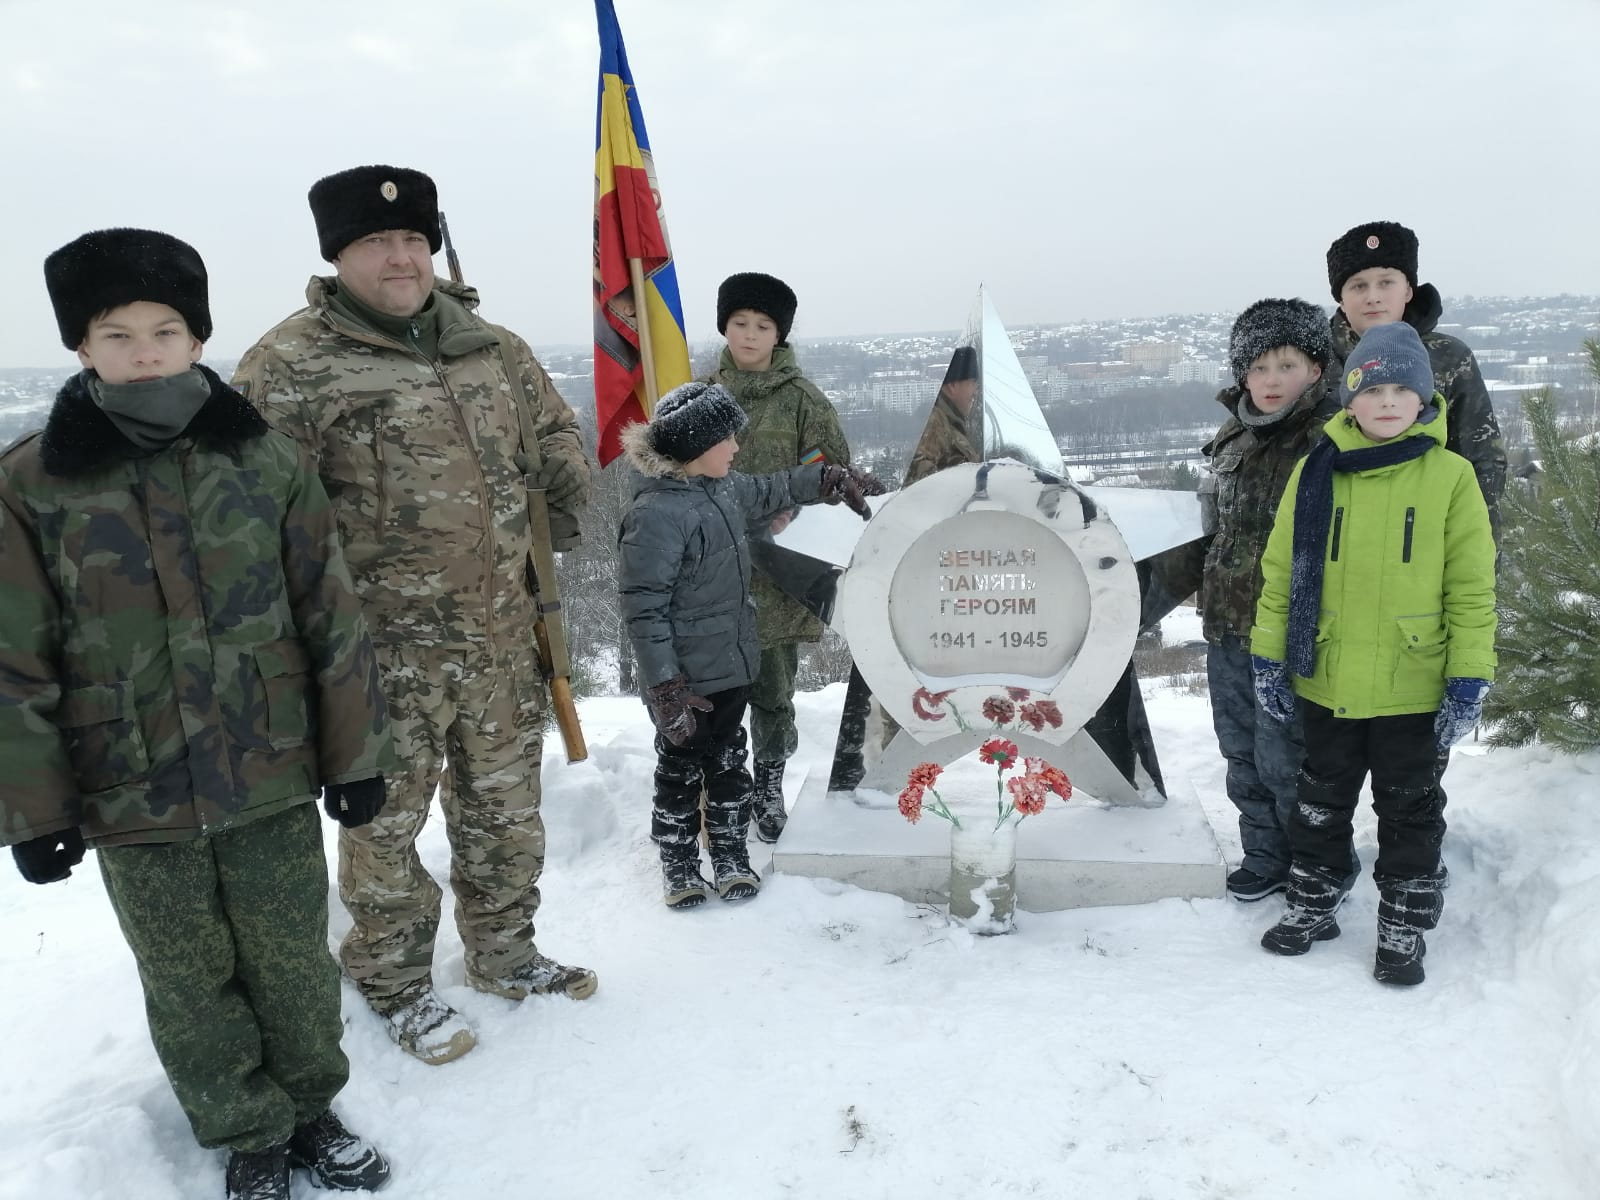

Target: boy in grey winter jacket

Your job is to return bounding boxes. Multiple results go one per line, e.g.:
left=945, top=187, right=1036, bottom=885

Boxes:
left=617, top=382, right=881, bottom=908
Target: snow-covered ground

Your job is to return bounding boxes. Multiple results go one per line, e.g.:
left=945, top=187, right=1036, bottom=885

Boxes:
left=3, top=609, right=1596, bottom=1199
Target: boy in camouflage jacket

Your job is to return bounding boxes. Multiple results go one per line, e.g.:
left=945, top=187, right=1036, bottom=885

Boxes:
left=705, top=272, right=853, bottom=842
left=0, top=230, right=395, bottom=1200
left=1199, top=299, right=1350, bottom=903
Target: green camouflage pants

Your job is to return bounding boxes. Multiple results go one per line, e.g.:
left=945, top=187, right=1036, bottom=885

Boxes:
left=97, top=803, right=347, bottom=1152
left=340, top=643, right=546, bottom=1005
left=749, top=642, right=800, bottom=765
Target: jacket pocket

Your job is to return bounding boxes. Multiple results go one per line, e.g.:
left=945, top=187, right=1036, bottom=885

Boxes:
left=58, top=681, right=150, bottom=794
left=254, top=640, right=314, bottom=750
left=1392, top=613, right=1447, bottom=694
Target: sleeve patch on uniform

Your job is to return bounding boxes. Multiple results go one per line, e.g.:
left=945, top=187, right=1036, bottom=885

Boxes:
left=800, top=447, right=827, bottom=466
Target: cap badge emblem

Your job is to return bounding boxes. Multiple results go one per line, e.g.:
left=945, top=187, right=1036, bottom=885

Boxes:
left=380, top=181, right=399, bottom=202
left=1365, top=235, right=1380, bottom=249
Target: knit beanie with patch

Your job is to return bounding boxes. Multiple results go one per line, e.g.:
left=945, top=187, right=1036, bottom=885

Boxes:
left=309, top=165, right=442, bottom=262
left=45, top=228, right=212, bottom=349
left=1227, top=298, right=1333, bottom=386
left=1326, top=221, right=1419, bottom=300
left=716, top=272, right=798, bottom=344
left=649, top=381, right=748, bottom=464
left=1339, top=321, right=1435, bottom=407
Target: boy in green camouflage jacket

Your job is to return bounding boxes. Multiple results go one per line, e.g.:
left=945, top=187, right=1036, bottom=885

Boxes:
left=0, top=230, right=396, bottom=1200
left=705, top=272, right=852, bottom=841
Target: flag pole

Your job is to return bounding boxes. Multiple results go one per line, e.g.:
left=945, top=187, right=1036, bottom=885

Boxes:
left=628, top=257, right=662, bottom=414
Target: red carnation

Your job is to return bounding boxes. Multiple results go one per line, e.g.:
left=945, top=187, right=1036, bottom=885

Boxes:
left=911, top=687, right=953, bottom=721
left=1007, top=774, right=1047, bottom=816
left=1006, top=687, right=1031, bottom=701
left=978, top=737, right=1019, bottom=768
left=1021, top=700, right=1063, bottom=730
left=907, top=762, right=944, bottom=790
left=898, top=784, right=925, bottom=823
left=982, top=696, right=1016, bottom=724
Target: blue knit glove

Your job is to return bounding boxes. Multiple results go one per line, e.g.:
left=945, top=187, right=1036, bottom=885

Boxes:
left=1252, top=656, right=1296, bottom=724
left=1435, top=677, right=1490, bottom=753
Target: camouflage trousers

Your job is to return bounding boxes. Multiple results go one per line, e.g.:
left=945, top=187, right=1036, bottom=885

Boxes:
left=97, top=803, right=347, bottom=1152
left=749, top=642, right=800, bottom=765
left=340, top=643, right=546, bottom=1006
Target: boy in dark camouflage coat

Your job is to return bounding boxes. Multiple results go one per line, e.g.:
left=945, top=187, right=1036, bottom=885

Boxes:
left=0, top=230, right=395, bottom=1200
left=705, top=272, right=853, bottom=842
left=1327, top=220, right=1507, bottom=539
left=1198, top=299, right=1355, bottom=903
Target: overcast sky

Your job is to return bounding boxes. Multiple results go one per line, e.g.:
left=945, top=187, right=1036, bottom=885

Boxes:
left=3, top=0, right=1597, bottom=368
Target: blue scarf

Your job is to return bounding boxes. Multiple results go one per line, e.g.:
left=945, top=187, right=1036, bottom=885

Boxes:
left=1285, top=432, right=1436, bottom=677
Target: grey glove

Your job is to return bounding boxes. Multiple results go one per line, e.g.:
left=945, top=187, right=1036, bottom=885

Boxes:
left=534, top=455, right=590, bottom=507
left=646, top=676, right=714, bottom=746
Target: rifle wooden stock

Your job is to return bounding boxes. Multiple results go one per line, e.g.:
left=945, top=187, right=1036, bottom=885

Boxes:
left=441, top=209, right=588, bottom=763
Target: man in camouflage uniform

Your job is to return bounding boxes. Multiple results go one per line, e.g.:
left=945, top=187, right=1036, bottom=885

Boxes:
left=234, top=166, right=594, bottom=1066
left=707, top=272, right=852, bottom=841
left=904, top=345, right=981, bottom=486
left=2, top=228, right=394, bottom=1199
left=1327, top=220, right=1507, bottom=537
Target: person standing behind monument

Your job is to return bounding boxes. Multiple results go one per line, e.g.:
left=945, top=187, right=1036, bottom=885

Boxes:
left=1326, top=220, right=1506, bottom=537
left=1, top=229, right=395, bottom=1200
left=706, top=272, right=852, bottom=843
left=1200, top=299, right=1346, bottom=903
left=617, top=382, right=882, bottom=908
left=904, top=345, right=981, bottom=485
left=233, top=165, right=596, bottom=1067
left=1250, top=322, right=1496, bottom=986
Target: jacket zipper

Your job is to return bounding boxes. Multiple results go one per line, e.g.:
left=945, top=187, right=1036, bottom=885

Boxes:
left=1403, top=507, right=1415, bottom=563
left=1330, top=507, right=1344, bottom=561
left=433, top=364, right=497, bottom=647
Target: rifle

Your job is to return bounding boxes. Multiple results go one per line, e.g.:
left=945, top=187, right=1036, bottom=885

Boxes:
left=439, top=211, right=589, bottom=763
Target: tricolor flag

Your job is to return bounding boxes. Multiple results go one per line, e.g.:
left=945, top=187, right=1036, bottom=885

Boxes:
left=592, top=0, right=691, bottom=466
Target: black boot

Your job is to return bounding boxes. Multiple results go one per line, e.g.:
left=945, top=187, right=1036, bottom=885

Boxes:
left=1260, top=864, right=1343, bottom=956
left=1374, top=875, right=1444, bottom=986
left=660, top=842, right=710, bottom=910
left=752, top=760, right=787, bottom=843
left=710, top=834, right=761, bottom=901
left=225, top=1145, right=290, bottom=1200
left=287, top=1110, right=390, bottom=1191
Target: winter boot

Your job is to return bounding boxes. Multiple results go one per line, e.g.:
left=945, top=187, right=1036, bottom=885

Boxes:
left=287, top=1110, right=391, bottom=1192
left=752, top=760, right=787, bottom=843
left=375, top=983, right=476, bottom=1065
left=469, top=951, right=599, bottom=1001
left=1373, top=875, right=1444, bottom=986
left=709, top=835, right=762, bottom=901
left=1260, top=865, right=1343, bottom=956
left=1227, top=866, right=1288, bottom=902
left=225, top=1144, right=290, bottom=1200
left=660, top=843, right=711, bottom=909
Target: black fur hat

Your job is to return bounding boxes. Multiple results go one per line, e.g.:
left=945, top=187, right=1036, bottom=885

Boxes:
left=944, top=345, right=979, bottom=383
left=1227, top=298, right=1333, bottom=386
left=44, top=228, right=212, bottom=350
left=717, top=272, right=798, bottom=344
left=309, top=165, right=442, bottom=262
left=1326, top=221, right=1419, bottom=300
left=649, top=381, right=748, bottom=464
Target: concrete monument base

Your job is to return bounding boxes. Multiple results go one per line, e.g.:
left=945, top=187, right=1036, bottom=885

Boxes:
left=770, top=767, right=1226, bottom=911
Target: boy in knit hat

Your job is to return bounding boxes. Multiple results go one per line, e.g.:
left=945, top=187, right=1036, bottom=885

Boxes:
left=1250, top=321, right=1496, bottom=986
left=706, top=272, right=853, bottom=842
left=1326, top=220, right=1506, bottom=537
left=617, top=382, right=881, bottom=907
left=0, top=229, right=396, bottom=1198
left=1198, top=299, right=1348, bottom=902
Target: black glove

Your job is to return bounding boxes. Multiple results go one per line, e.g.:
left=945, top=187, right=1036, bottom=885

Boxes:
left=646, top=676, right=714, bottom=746
left=533, top=455, right=589, bottom=507
left=323, top=776, right=387, bottom=828
left=12, top=828, right=87, bottom=885
left=818, top=465, right=886, bottom=521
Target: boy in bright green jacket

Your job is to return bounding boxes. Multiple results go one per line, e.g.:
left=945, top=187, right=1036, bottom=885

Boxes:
left=1250, top=321, right=1496, bottom=987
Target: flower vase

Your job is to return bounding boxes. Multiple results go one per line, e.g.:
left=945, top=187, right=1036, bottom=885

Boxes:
left=948, top=819, right=1017, bottom=934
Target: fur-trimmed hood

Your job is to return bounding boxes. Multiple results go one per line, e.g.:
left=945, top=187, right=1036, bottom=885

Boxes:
left=39, top=364, right=268, bottom=477
left=619, top=419, right=692, bottom=480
